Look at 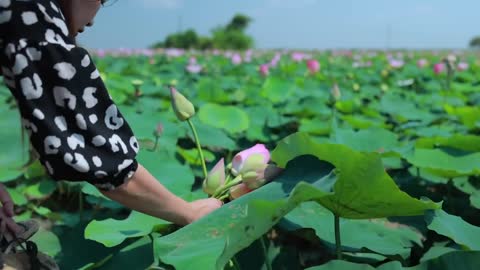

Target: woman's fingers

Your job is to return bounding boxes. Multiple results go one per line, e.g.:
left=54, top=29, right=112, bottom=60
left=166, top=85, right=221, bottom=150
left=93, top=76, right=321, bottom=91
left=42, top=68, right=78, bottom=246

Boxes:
left=0, top=184, right=14, bottom=217
left=0, top=207, right=21, bottom=234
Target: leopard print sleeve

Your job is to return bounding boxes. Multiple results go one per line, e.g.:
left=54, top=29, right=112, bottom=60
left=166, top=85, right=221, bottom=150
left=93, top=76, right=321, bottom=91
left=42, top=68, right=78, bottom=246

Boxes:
left=0, top=0, right=140, bottom=191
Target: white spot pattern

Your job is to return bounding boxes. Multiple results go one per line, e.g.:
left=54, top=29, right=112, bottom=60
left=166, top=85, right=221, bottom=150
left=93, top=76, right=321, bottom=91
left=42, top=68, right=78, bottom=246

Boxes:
left=0, top=0, right=139, bottom=190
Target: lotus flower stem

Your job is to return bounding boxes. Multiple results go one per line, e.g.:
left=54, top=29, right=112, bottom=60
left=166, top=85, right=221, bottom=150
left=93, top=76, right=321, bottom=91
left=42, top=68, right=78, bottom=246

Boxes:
left=229, top=256, right=241, bottom=270
left=79, top=191, right=84, bottom=221
left=152, top=136, right=159, bottom=151
left=260, top=235, right=273, bottom=270
left=334, top=214, right=343, bottom=260
left=213, top=175, right=243, bottom=198
left=218, top=193, right=229, bottom=201
left=187, top=119, right=208, bottom=179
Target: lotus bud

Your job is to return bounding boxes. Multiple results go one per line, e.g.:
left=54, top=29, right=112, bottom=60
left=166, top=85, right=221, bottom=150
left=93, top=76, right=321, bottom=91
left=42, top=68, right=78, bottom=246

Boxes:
left=169, top=86, right=195, bottom=121
left=229, top=183, right=252, bottom=200
left=154, top=123, right=164, bottom=137
left=243, top=164, right=284, bottom=190
left=331, top=83, right=341, bottom=101
left=202, top=158, right=226, bottom=195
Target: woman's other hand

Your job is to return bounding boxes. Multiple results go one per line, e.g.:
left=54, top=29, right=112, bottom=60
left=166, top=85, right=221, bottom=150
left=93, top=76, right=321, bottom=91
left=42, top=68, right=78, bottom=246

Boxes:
left=0, top=184, right=22, bottom=235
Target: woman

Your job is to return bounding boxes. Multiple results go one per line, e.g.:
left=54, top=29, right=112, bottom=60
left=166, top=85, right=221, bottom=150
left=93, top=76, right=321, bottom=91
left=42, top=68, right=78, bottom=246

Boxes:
left=0, top=0, right=222, bottom=267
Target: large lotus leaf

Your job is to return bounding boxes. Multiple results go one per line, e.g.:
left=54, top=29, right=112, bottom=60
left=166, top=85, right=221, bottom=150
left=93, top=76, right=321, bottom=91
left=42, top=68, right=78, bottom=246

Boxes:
left=271, top=132, right=439, bottom=219
left=306, top=251, right=480, bottom=270
left=30, top=228, right=62, bottom=257
left=282, top=202, right=423, bottom=258
left=0, top=107, right=28, bottom=182
left=341, top=114, right=389, bottom=129
left=137, top=149, right=195, bottom=197
left=425, top=209, right=480, bottom=251
left=85, top=211, right=169, bottom=247
left=415, top=135, right=480, bottom=152
left=188, top=118, right=237, bottom=150
left=471, top=194, right=480, bottom=209
left=245, top=106, right=271, bottom=142
left=405, top=148, right=480, bottom=178
left=93, top=236, right=154, bottom=270
left=380, top=93, right=436, bottom=123
left=420, top=244, right=457, bottom=263
left=299, top=118, right=332, bottom=136
left=154, top=156, right=336, bottom=270
left=198, top=103, right=250, bottom=134
left=260, top=76, right=296, bottom=104
left=119, top=107, right=182, bottom=154
left=332, top=128, right=399, bottom=153
left=444, top=105, right=480, bottom=129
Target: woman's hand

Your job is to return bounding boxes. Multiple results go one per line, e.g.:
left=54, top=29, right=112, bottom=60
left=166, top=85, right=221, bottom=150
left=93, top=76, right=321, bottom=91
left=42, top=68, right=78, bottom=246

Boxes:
left=186, top=198, right=223, bottom=224
left=0, top=184, right=21, bottom=235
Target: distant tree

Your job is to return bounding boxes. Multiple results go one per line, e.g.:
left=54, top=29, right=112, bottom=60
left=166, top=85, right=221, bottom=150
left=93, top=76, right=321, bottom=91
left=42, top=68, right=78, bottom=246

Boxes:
left=226, top=14, right=252, bottom=32
left=211, top=27, right=254, bottom=50
left=152, top=29, right=200, bottom=49
left=470, top=36, right=480, bottom=49
left=151, top=14, right=254, bottom=50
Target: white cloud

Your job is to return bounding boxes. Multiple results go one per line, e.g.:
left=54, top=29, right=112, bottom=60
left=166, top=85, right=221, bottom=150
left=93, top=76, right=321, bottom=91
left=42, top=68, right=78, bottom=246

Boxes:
left=141, top=0, right=183, bottom=9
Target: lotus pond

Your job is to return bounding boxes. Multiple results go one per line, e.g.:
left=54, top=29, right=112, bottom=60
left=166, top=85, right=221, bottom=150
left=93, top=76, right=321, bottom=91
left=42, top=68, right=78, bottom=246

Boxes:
left=1, top=49, right=480, bottom=270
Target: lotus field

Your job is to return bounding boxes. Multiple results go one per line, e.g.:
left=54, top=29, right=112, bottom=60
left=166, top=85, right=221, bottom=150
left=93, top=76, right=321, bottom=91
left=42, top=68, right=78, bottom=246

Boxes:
left=1, top=48, right=480, bottom=269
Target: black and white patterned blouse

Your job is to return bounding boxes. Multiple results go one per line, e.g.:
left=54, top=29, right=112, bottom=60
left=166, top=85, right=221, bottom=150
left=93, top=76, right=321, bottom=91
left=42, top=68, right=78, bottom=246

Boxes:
left=0, top=0, right=140, bottom=191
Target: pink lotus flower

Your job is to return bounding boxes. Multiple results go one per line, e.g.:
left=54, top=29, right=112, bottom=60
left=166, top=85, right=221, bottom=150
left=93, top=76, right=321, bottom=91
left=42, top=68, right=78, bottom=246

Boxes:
left=165, top=48, right=184, bottom=58
left=306, top=59, right=320, bottom=74
left=433, top=63, right=445, bottom=74
left=417, top=59, right=428, bottom=68
left=95, top=49, right=106, bottom=58
left=154, top=123, right=164, bottom=137
left=457, top=62, right=469, bottom=71
left=231, top=53, right=242, bottom=65
left=389, top=59, right=404, bottom=69
left=244, top=50, right=253, bottom=63
left=231, top=144, right=270, bottom=176
left=202, top=158, right=226, bottom=195
left=291, top=52, right=305, bottom=62
left=186, top=57, right=202, bottom=74
left=270, top=53, right=282, bottom=67
left=259, top=64, right=270, bottom=76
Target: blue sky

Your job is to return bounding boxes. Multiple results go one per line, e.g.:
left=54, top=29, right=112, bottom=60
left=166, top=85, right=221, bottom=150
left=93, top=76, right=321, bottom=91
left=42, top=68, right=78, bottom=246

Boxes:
left=78, top=0, right=479, bottom=50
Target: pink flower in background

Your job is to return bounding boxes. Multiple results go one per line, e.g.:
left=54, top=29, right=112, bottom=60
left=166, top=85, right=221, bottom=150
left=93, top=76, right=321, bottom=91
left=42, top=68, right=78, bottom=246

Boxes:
left=270, top=53, right=282, bottom=67
left=231, top=53, right=242, bottom=65
left=417, top=59, right=428, bottom=68
left=95, top=49, right=106, bottom=58
left=389, top=59, right=404, bottom=69
left=165, top=48, right=184, bottom=58
left=457, top=62, right=469, bottom=71
left=259, top=64, right=270, bottom=76
left=433, top=63, right=445, bottom=74
left=154, top=123, right=164, bottom=137
left=306, top=59, right=320, bottom=74
left=291, top=52, right=305, bottom=62
left=141, top=49, right=154, bottom=57
left=186, top=57, right=202, bottom=73
left=244, top=50, right=253, bottom=63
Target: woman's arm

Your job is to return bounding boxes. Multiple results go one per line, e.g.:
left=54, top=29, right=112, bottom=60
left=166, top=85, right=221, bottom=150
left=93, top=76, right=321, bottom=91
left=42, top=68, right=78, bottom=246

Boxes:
left=99, top=163, right=222, bottom=226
